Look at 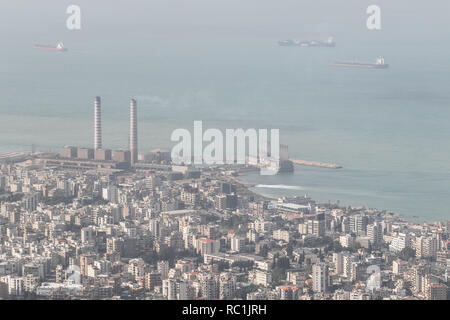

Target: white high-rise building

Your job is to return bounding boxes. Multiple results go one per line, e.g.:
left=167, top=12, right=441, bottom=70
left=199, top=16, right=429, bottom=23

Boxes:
left=343, top=254, right=356, bottom=278
left=254, top=270, right=272, bottom=287
left=7, top=276, right=24, bottom=296
left=340, top=234, right=354, bottom=248
left=367, top=223, right=383, bottom=245
left=231, top=236, right=245, bottom=252
left=201, top=275, right=218, bottom=300
left=150, top=219, right=161, bottom=238
left=177, top=281, right=190, bottom=300
left=445, top=259, right=450, bottom=282
left=312, top=263, right=328, bottom=293
left=350, top=215, right=368, bottom=235
left=219, top=273, right=236, bottom=300
left=415, top=236, right=438, bottom=259
left=333, top=252, right=344, bottom=275
left=158, top=261, right=170, bottom=280
left=163, top=279, right=177, bottom=300
left=389, top=233, right=410, bottom=252
left=81, top=226, right=95, bottom=245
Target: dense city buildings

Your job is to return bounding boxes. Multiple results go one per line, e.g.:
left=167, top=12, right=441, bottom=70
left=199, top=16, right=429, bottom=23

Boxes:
left=0, top=149, right=449, bottom=300
left=0, top=94, right=448, bottom=300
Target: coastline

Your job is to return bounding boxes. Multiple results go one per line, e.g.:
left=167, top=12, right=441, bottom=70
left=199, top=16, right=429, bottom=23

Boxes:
left=0, top=150, right=439, bottom=224
left=233, top=169, right=430, bottom=225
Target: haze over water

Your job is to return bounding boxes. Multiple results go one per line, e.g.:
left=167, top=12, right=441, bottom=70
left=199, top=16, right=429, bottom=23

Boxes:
left=1, top=1, right=450, bottom=220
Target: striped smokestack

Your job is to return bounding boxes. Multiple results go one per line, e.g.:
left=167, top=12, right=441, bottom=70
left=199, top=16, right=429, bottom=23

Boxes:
left=94, top=96, right=102, bottom=150
left=129, top=99, right=138, bottom=164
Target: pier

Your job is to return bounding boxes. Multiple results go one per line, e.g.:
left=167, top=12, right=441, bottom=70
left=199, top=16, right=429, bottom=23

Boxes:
left=290, top=159, right=342, bottom=169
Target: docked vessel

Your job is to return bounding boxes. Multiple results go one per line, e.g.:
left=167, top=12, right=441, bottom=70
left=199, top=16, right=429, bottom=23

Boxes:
left=34, top=42, right=67, bottom=52
left=330, top=57, right=388, bottom=69
left=258, top=160, right=294, bottom=175
left=278, top=37, right=335, bottom=47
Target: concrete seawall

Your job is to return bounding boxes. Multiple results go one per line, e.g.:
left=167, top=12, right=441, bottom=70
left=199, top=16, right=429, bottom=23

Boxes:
left=290, top=159, right=342, bottom=169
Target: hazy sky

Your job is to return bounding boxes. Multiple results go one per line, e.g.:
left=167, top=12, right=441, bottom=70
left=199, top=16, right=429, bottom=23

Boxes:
left=1, top=1, right=449, bottom=41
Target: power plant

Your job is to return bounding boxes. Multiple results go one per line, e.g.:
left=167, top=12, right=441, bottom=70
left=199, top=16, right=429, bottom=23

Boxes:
left=129, top=99, right=138, bottom=165
left=94, top=96, right=102, bottom=150
left=50, top=96, right=164, bottom=172
left=54, top=97, right=142, bottom=170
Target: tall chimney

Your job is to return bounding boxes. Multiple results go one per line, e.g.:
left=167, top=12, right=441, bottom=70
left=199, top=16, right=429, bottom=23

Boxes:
left=94, top=96, right=102, bottom=150
left=129, top=99, right=138, bottom=164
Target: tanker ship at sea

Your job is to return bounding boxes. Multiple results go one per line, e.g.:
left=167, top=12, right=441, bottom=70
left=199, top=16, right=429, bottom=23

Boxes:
left=34, top=42, right=67, bottom=52
left=330, top=57, right=388, bottom=69
left=278, top=36, right=335, bottom=47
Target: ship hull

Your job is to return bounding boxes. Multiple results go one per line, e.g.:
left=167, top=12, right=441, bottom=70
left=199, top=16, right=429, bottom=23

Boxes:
left=330, top=62, right=388, bottom=69
left=278, top=39, right=335, bottom=47
left=34, top=45, right=67, bottom=52
left=278, top=42, right=335, bottom=47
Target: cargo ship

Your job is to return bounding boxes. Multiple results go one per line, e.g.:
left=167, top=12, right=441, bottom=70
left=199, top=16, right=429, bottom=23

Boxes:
left=34, top=42, right=67, bottom=52
left=278, top=37, right=335, bottom=47
left=330, top=57, right=388, bottom=69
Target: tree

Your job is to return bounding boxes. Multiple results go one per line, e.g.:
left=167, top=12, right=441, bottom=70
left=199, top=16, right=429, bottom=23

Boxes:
left=159, top=246, right=176, bottom=265
left=399, top=247, right=416, bottom=261
left=258, top=246, right=269, bottom=258
left=351, top=241, right=362, bottom=252
left=303, top=236, right=334, bottom=248
left=272, top=268, right=286, bottom=285
left=298, top=251, right=305, bottom=264
left=286, top=244, right=294, bottom=257
left=231, top=260, right=254, bottom=271
left=234, top=284, right=257, bottom=300
left=216, top=261, right=230, bottom=272
left=325, top=240, right=343, bottom=253
left=274, top=257, right=290, bottom=270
